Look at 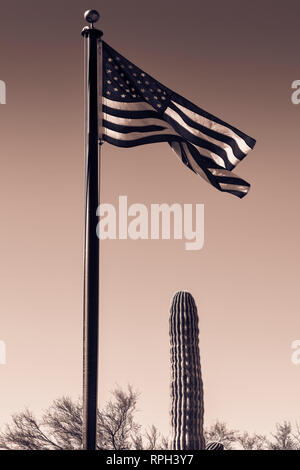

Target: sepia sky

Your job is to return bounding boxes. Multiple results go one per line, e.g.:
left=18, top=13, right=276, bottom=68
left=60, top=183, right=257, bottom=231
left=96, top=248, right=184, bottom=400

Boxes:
left=0, top=0, right=300, bottom=439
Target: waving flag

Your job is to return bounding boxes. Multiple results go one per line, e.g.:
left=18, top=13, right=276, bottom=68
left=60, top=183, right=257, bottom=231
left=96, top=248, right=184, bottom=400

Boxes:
left=102, top=41, right=256, bottom=198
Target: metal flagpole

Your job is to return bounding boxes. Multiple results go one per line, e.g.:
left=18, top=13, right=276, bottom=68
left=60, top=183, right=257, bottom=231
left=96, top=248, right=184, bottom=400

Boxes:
left=81, top=10, right=103, bottom=451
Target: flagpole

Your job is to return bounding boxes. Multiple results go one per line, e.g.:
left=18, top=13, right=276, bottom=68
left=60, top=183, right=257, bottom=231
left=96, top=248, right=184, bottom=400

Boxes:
left=81, top=10, right=103, bottom=451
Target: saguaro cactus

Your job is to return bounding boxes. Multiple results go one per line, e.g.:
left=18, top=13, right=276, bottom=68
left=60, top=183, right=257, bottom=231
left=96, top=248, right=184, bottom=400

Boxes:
left=206, top=442, right=224, bottom=450
left=170, top=291, right=205, bottom=450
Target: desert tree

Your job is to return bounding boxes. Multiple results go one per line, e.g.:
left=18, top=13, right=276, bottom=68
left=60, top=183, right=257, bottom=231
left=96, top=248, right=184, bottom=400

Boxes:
left=237, top=431, right=268, bottom=450
left=0, top=386, right=167, bottom=450
left=269, top=422, right=297, bottom=450
left=205, top=421, right=238, bottom=450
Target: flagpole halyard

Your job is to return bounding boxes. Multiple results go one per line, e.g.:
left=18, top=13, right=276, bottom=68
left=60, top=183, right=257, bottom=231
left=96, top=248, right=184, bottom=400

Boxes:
left=81, top=10, right=102, bottom=451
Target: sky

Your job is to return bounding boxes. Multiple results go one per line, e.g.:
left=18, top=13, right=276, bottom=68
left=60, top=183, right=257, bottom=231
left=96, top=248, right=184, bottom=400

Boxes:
left=0, top=0, right=300, bottom=440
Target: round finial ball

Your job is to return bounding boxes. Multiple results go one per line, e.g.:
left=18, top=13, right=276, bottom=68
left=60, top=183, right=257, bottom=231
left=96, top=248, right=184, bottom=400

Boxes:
left=84, top=9, right=100, bottom=24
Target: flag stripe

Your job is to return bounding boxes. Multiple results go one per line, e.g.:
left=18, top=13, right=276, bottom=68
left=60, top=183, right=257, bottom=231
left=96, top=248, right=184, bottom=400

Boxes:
left=164, top=112, right=234, bottom=169
left=171, top=99, right=252, bottom=156
left=209, top=168, right=245, bottom=178
left=170, top=141, right=250, bottom=198
left=171, top=91, right=256, bottom=149
left=169, top=141, right=197, bottom=175
left=103, top=112, right=171, bottom=130
left=103, top=104, right=159, bottom=120
left=103, top=104, right=228, bottom=169
left=103, top=131, right=183, bottom=148
left=180, top=143, right=211, bottom=183
left=169, top=100, right=249, bottom=162
left=103, top=97, right=155, bottom=111
left=165, top=106, right=240, bottom=169
left=219, top=183, right=249, bottom=193
left=103, top=126, right=179, bottom=141
left=104, top=120, right=166, bottom=134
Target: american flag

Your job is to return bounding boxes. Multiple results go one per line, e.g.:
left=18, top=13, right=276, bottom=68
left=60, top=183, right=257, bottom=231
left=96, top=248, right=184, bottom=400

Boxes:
left=101, top=41, right=256, bottom=198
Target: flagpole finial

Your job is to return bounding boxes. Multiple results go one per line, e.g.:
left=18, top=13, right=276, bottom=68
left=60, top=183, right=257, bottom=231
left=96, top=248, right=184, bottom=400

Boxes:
left=84, top=9, right=100, bottom=28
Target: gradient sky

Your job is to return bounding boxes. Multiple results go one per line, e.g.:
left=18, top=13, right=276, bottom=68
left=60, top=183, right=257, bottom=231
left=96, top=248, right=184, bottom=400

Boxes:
left=0, top=0, right=300, bottom=440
